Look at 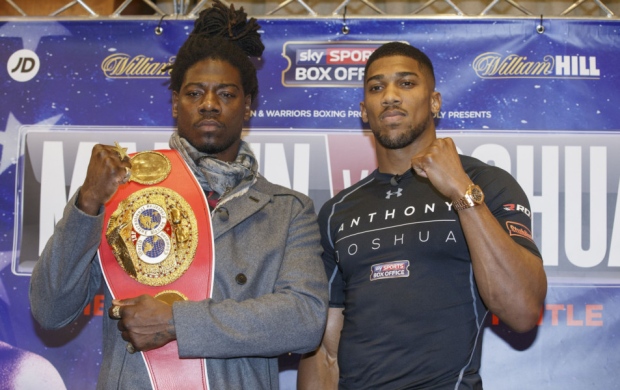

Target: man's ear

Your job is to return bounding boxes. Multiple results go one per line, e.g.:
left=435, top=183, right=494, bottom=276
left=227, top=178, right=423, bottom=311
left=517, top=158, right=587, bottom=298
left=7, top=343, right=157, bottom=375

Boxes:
left=243, top=95, right=252, bottom=121
left=360, top=101, right=368, bottom=123
left=172, top=91, right=179, bottom=119
left=430, top=91, right=442, bottom=114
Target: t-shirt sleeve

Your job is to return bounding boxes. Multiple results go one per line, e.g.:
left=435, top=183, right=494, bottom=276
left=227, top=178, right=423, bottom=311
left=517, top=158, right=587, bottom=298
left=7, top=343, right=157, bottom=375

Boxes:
left=318, top=201, right=346, bottom=308
left=471, top=165, right=542, bottom=259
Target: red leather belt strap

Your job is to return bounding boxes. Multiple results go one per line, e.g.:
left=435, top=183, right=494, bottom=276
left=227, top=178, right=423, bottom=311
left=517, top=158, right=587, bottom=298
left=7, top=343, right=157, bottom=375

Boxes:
left=98, top=149, right=213, bottom=390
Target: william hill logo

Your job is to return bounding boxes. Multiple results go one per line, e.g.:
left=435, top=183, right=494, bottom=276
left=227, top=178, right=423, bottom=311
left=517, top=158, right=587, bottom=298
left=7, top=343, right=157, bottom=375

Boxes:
left=101, top=53, right=174, bottom=78
left=472, top=52, right=600, bottom=79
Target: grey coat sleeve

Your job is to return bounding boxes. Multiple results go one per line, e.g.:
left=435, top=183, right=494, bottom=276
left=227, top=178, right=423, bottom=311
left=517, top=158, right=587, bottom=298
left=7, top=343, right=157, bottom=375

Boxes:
left=29, top=190, right=104, bottom=329
left=174, top=193, right=329, bottom=359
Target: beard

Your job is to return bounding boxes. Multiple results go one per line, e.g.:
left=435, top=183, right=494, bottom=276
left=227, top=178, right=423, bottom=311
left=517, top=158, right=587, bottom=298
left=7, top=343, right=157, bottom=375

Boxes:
left=372, top=114, right=431, bottom=150
left=195, top=135, right=238, bottom=155
left=185, top=126, right=242, bottom=156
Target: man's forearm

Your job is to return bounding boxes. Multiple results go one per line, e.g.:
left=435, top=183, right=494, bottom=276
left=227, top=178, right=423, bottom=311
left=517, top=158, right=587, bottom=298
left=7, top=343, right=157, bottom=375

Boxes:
left=298, top=347, right=339, bottom=390
left=459, top=204, right=547, bottom=332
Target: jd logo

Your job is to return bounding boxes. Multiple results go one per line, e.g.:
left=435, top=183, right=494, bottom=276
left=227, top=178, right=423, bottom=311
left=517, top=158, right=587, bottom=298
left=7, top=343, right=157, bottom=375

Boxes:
left=7, top=49, right=40, bottom=82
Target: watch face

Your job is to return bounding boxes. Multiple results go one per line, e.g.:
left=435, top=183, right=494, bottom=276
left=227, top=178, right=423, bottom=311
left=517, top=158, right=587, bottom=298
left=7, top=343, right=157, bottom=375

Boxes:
left=470, top=185, right=484, bottom=204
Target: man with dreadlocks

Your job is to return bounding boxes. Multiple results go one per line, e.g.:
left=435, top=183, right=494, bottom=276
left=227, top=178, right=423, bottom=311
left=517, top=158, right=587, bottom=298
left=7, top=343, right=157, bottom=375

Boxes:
left=29, top=1, right=328, bottom=389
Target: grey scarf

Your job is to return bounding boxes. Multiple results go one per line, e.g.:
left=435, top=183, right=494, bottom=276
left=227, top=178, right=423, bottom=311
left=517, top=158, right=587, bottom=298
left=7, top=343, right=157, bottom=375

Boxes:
left=169, top=132, right=258, bottom=202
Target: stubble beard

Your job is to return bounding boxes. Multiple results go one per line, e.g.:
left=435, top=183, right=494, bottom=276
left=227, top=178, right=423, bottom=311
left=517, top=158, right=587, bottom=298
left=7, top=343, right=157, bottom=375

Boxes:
left=196, top=136, right=236, bottom=155
left=373, top=114, right=432, bottom=150
left=188, top=125, right=240, bottom=156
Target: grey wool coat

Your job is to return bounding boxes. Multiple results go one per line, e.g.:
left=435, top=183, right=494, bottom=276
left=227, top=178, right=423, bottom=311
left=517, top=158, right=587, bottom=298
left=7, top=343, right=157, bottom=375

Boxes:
left=30, top=175, right=328, bottom=389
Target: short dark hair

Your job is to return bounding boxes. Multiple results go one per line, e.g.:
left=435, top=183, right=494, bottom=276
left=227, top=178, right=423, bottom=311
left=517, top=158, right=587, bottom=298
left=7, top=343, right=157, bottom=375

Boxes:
left=168, top=0, right=265, bottom=102
left=365, top=42, right=436, bottom=87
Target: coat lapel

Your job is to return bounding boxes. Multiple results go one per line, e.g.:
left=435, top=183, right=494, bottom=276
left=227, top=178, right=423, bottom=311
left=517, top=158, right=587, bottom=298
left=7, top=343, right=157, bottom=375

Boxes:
left=210, top=187, right=271, bottom=240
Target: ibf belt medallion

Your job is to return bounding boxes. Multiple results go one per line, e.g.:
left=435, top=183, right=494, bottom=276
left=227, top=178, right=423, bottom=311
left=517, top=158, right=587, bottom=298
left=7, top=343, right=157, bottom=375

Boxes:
left=129, top=151, right=172, bottom=185
left=105, top=187, right=198, bottom=286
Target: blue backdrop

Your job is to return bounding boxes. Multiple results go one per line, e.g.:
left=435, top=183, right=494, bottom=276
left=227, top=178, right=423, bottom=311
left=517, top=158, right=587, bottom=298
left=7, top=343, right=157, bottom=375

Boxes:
left=1, top=17, right=618, bottom=389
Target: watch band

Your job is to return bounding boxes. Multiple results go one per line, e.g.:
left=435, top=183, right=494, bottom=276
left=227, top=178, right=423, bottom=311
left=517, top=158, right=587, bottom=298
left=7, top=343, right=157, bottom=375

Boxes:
left=452, top=194, right=475, bottom=211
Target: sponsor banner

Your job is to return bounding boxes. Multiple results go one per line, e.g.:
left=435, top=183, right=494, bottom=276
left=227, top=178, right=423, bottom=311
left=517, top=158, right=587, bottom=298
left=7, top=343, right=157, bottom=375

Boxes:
left=482, top=285, right=618, bottom=389
left=16, top=128, right=620, bottom=284
left=256, top=18, right=620, bottom=131
left=1, top=17, right=619, bottom=389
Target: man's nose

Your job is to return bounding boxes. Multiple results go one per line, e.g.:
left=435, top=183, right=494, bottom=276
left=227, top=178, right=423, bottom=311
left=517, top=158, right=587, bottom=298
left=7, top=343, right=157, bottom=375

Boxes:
left=381, top=84, right=401, bottom=106
left=199, top=92, right=220, bottom=113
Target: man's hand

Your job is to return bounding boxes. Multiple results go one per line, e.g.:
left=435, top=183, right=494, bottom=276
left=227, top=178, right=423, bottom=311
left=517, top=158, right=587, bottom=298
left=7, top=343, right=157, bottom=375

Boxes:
left=109, top=295, right=177, bottom=352
left=77, top=143, right=132, bottom=215
left=410, top=137, right=472, bottom=202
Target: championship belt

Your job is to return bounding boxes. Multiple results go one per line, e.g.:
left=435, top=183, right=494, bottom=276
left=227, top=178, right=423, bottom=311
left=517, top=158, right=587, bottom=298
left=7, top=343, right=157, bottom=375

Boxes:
left=98, top=149, right=213, bottom=390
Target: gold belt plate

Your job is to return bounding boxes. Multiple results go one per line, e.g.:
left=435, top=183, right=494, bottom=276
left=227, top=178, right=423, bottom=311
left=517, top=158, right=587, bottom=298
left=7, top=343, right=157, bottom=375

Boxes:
left=129, top=151, right=172, bottom=185
left=106, top=187, right=199, bottom=286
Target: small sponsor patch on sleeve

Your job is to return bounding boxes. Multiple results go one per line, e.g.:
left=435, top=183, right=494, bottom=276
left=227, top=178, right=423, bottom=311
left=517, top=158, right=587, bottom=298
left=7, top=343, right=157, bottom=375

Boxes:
left=370, top=260, right=410, bottom=281
left=506, top=221, right=534, bottom=242
left=503, top=203, right=532, bottom=218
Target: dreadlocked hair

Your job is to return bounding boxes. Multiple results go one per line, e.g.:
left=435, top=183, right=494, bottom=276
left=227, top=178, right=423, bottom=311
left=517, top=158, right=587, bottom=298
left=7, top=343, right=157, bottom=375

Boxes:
left=168, top=0, right=265, bottom=102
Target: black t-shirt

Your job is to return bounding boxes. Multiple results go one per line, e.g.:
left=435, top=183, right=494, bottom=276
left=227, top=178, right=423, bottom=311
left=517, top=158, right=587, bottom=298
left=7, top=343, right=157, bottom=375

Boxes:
left=319, top=155, right=541, bottom=390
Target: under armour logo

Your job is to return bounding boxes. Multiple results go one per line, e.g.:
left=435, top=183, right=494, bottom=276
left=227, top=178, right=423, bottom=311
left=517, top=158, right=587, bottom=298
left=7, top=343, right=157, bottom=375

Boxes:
left=386, top=188, right=403, bottom=199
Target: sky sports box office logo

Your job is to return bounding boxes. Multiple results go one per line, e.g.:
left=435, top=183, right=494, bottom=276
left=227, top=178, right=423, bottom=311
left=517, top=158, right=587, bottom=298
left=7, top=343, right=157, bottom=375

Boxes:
left=282, top=42, right=389, bottom=87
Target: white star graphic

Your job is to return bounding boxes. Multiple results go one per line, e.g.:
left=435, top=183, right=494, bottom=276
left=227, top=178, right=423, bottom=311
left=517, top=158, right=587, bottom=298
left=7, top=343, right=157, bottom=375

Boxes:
left=0, top=113, right=63, bottom=175
left=0, top=22, right=71, bottom=51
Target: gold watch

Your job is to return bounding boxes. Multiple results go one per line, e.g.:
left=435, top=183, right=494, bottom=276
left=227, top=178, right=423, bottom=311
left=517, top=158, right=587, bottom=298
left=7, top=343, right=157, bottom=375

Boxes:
left=452, top=184, right=484, bottom=211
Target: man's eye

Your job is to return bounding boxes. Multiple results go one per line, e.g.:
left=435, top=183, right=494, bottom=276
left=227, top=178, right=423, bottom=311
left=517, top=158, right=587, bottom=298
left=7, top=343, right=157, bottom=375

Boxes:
left=187, top=91, right=201, bottom=97
left=369, top=85, right=382, bottom=92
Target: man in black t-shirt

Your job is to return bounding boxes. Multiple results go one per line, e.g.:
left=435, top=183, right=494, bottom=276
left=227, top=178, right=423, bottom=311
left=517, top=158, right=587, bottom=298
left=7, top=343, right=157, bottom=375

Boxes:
left=298, top=42, right=547, bottom=389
